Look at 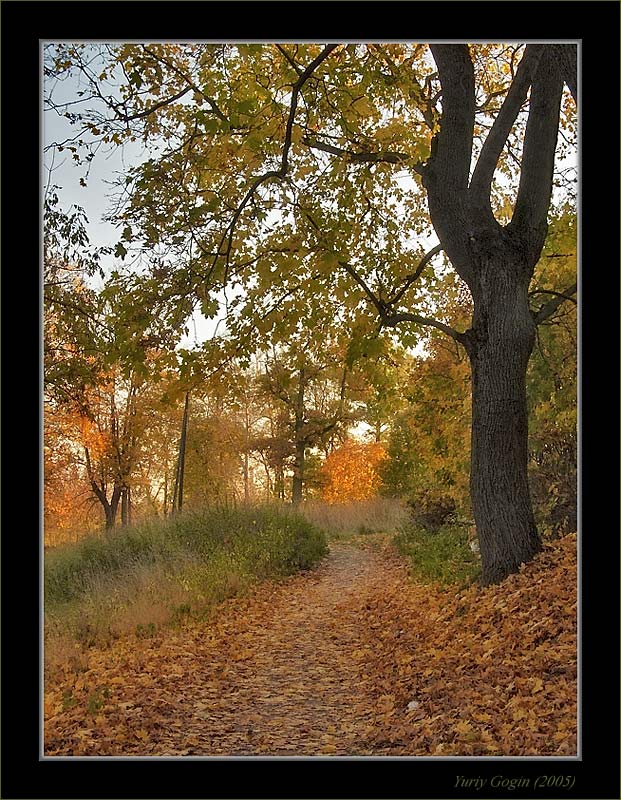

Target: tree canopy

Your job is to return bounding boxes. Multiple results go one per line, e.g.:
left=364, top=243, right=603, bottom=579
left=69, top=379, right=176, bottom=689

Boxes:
left=45, top=43, right=575, bottom=360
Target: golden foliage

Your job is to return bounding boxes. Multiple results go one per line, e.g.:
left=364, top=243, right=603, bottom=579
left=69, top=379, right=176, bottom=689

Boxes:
left=320, top=440, right=387, bottom=504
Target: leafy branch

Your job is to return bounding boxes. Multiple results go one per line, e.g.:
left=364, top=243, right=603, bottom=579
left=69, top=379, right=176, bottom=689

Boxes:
left=338, top=259, right=466, bottom=345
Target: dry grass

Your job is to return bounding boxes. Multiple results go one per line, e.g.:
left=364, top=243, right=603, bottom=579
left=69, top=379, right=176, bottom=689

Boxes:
left=44, top=506, right=328, bottom=679
left=300, top=497, right=409, bottom=538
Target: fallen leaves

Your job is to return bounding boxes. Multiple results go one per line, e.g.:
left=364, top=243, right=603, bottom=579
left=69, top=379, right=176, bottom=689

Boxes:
left=44, top=533, right=577, bottom=757
left=352, top=532, right=578, bottom=756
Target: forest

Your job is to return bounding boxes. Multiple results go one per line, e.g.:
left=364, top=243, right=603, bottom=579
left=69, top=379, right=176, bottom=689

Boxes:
left=42, top=41, right=577, bottom=759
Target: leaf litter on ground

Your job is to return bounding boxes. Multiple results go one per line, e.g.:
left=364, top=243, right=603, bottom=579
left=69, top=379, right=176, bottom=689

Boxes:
left=44, top=532, right=576, bottom=756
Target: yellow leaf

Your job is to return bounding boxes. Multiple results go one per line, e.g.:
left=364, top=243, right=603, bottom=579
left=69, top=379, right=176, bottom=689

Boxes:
left=352, top=96, right=374, bottom=116
left=290, top=124, right=304, bottom=144
left=453, top=720, right=473, bottom=735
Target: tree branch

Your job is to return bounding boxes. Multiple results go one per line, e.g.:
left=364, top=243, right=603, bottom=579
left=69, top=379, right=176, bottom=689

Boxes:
left=423, top=45, right=476, bottom=284
left=301, top=136, right=409, bottom=165
left=211, top=44, right=339, bottom=270
left=426, top=45, right=475, bottom=196
left=142, top=45, right=229, bottom=121
left=339, top=258, right=466, bottom=344
left=389, top=244, right=443, bottom=305
left=469, top=45, right=544, bottom=224
left=114, top=86, right=192, bottom=123
left=551, top=44, right=577, bottom=103
left=382, top=311, right=466, bottom=344
left=338, top=260, right=386, bottom=318
left=276, top=44, right=304, bottom=77
left=532, top=282, right=577, bottom=324
left=509, top=47, right=564, bottom=261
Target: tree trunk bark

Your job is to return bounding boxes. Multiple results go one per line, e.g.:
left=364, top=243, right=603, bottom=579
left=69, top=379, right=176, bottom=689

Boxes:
left=172, top=392, right=190, bottom=513
left=103, top=484, right=122, bottom=531
left=292, top=367, right=306, bottom=507
left=292, top=444, right=304, bottom=507
left=468, top=260, right=541, bottom=584
left=243, top=451, right=250, bottom=504
left=163, top=467, right=168, bottom=517
left=121, top=486, right=129, bottom=526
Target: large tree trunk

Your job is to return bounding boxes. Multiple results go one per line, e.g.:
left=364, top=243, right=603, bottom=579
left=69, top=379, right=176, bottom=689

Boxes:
left=85, top=445, right=122, bottom=531
left=420, top=44, right=564, bottom=584
left=103, top=484, right=122, bottom=531
left=468, top=259, right=541, bottom=584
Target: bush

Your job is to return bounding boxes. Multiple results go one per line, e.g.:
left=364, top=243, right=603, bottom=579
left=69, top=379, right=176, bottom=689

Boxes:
left=528, top=437, right=577, bottom=537
left=406, top=492, right=458, bottom=532
left=393, top=522, right=480, bottom=587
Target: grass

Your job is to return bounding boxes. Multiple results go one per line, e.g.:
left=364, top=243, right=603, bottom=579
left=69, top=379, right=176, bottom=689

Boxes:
left=300, top=497, right=409, bottom=539
left=44, top=505, right=328, bottom=675
left=393, top=522, right=481, bottom=587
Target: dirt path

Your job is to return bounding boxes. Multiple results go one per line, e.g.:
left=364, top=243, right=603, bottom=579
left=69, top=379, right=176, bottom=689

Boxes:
left=44, top=538, right=410, bottom=756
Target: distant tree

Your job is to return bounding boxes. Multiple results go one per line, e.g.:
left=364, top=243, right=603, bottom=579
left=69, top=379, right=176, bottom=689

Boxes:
left=256, top=337, right=354, bottom=505
left=321, top=440, right=387, bottom=504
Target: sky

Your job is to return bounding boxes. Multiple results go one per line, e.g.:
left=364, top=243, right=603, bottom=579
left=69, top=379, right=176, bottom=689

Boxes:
left=43, top=79, right=143, bottom=255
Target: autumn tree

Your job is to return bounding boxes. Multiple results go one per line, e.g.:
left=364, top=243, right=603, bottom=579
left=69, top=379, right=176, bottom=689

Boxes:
left=526, top=210, right=577, bottom=535
left=381, top=338, right=472, bottom=525
left=45, top=42, right=578, bottom=583
left=321, top=439, right=387, bottom=504
left=255, top=336, right=353, bottom=505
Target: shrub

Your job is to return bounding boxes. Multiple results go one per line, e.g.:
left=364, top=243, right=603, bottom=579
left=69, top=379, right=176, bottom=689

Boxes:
left=300, top=497, right=409, bottom=538
left=407, top=492, right=457, bottom=532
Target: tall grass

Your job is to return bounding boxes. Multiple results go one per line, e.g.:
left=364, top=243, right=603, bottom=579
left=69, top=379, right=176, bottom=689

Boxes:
left=300, top=497, right=409, bottom=538
left=45, top=505, right=327, bottom=674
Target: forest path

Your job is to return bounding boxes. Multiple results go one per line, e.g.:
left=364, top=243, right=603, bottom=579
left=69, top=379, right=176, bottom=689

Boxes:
left=44, top=537, right=412, bottom=756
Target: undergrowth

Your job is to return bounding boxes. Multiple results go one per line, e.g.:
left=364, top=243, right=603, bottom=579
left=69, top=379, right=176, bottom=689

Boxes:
left=393, top=523, right=481, bottom=587
left=45, top=505, right=327, bottom=674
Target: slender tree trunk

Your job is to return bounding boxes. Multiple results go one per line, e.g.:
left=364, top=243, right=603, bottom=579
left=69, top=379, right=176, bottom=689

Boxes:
left=121, top=486, right=129, bottom=526
left=292, top=367, right=306, bottom=507
left=124, top=485, right=132, bottom=525
left=243, top=407, right=250, bottom=503
left=292, top=443, right=304, bottom=506
left=263, top=461, right=272, bottom=500
left=163, top=467, right=169, bottom=517
left=178, top=392, right=190, bottom=513
left=172, top=392, right=190, bottom=513
left=243, top=452, right=250, bottom=503
left=467, top=261, right=541, bottom=584
left=275, top=465, right=285, bottom=501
